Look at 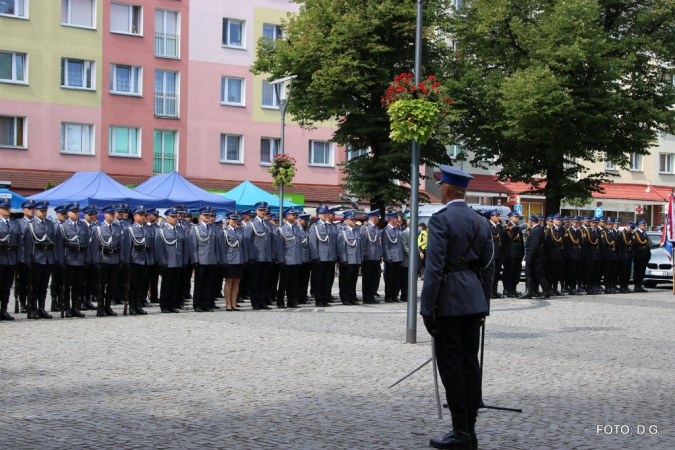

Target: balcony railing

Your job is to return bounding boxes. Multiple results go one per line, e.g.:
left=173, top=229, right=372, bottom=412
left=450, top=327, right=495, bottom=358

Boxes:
left=154, top=93, right=179, bottom=118
left=155, top=33, right=180, bottom=59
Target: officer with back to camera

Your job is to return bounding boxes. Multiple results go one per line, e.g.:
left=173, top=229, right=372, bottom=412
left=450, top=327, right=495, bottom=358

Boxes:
left=420, top=166, right=495, bottom=450
left=0, top=198, right=22, bottom=321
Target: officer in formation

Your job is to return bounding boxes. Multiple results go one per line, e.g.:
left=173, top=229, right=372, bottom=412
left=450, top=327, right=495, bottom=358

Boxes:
left=381, top=212, right=403, bottom=303
left=309, top=205, right=335, bottom=307
left=337, top=211, right=362, bottom=305
left=0, top=198, right=22, bottom=320
left=544, top=214, right=564, bottom=296
left=519, top=214, right=550, bottom=299
left=361, top=211, right=383, bottom=304
left=488, top=210, right=504, bottom=298
left=275, top=208, right=302, bottom=308
left=155, top=207, right=188, bottom=313
left=89, top=205, right=122, bottom=316
left=249, top=202, right=274, bottom=310
left=501, top=211, right=524, bottom=297
left=632, top=219, right=651, bottom=292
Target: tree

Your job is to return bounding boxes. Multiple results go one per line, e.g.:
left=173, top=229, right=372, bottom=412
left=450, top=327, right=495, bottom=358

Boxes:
left=251, top=0, right=456, bottom=213
left=447, top=0, right=675, bottom=213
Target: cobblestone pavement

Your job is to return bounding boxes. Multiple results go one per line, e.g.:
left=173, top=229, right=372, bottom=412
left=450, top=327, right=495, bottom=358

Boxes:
left=1, top=277, right=674, bottom=450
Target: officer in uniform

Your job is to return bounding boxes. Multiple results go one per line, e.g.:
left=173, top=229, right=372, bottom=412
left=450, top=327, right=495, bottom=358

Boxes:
left=121, top=206, right=154, bottom=315
left=563, top=217, right=583, bottom=295
left=502, top=212, right=524, bottom=297
left=219, top=211, right=246, bottom=311
left=607, top=218, right=621, bottom=290
left=326, top=208, right=339, bottom=302
left=16, top=199, right=36, bottom=313
left=519, top=215, right=550, bottom=299
left=381, top=212, right=403, bottom=303
left=249, top=202, right=274, bottom=310
left=488, top=210, right=504, bottom=298
left=238, top=210, right=253, bottom=302
left=155, top=207, right=188, bottom=313
left=632, top=220, right=651, bottom=292
left=0, top=199, right=22, bottom=321
left=275, top=208, right=303, bottom=309
left=420, top=166, right=495, bottom=450
left=49, top=205, right=67, bottom=312
left=146, top=208, right=161, bottom=305
left=174, top=205, right=193, bottom=305
left=360, top=211, right=382, bottom=304
left=544, top=214, right=564, bottom=296
left=114, top=204, right=131, bottom=306
left=297, top=213, right=312, bottom=304
left=21, top=201, right=56, bottom=319
left=81, top=205, right=100, bottom=311
left=584, top=217, right=602, bottom=294
left=337, top=211, right=362, bottom=305
left=600, top=217, right=618, bottom=293
left=309, top=205, right=336, bottom=307
left=89, top=205, right=122, bottom=316
left=56, top=203, right=91, bottom=317
left=266, top=213, right=281, bottom=306
left=617, top=221, right=634, bottom=293
left=189, top=206, right=219, bottom=312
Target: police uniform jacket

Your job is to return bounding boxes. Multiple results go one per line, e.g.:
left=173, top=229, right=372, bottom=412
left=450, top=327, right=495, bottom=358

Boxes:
left=269, top=223, right=279, bottom=262
left=420, top=200, right=495, bottom=317
left=617, top=230, right=634, bottom=260
left=309, top=220, right=336, bottom=262
left=218, top=225, right=247, bottom=265
left=524, top=225, right=545, bottom=263
left=504, top=224, right=525, bottom=259
left=489, top=221, right=504, bottom=261
left=114, top=218, right=131, bottom=229
left=190, top=221, right=218, bottom=265
left=327, top=222, right=339, bottom=261
left=544, top=225, right=564, bottom=261
left=90, top=221, right=123, bottom=265
left=298, top=225, right=311, bottom=263
left=360, top=222, right=382, bottom=261
left=337, top=225, right=362, bottom=265
left=155, top=224, right=188, bottom=268
left=600, top=228, right=618, bottom=261
left=563, top=227, right=583, bottom=260
left=249, top=217, right=274, bottom=263
left=122, top=222, right=154, bottom=265
left=57, top=220, right=90, bottom=266
left=176, top=218, right=192, bottom=261
left=240, top=221, right=254, bottom=262
left=381, top=225, right=404, bottom=262
left=276, top=222, right=303, bottom=265
left=18, top=217, right=32, bottom=235
left=632, top=229, right=651, bottom=261
left=400, top=227, right=410, bottom=268
left=583, top=227, right=601, bottom=261
left=24, top=218, right=57, bottom=265
left=0, top=218, right=23, bottom=266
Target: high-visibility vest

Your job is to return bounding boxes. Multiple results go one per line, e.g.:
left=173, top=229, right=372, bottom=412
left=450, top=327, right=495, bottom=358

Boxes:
left=418, top=230, right=428, bottom=250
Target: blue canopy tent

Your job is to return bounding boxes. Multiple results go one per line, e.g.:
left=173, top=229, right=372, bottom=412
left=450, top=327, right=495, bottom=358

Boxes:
left=27, top=171, right=163, bottom=207
left=134, top=171, right=235, bottom=210
left=0, top=188, right=27, bottom=213
left=222, top=180, right=301, bottom=212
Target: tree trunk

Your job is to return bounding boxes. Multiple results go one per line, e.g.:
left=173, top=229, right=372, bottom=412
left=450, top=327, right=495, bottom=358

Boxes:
left=545, top=162, right=564, bottom=216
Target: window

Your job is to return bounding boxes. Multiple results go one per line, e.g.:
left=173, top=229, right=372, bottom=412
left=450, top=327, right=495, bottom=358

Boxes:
left=60, top=123, right=93, bottom=155
left=61, top=0, right=95, bottom=28
left=110, top=2, right=142, bottom=35
left=262, top=23, right=282, bottom=41
left=110, top=64, right=141, bottom=95
left=605, top=160, right=617, bottom=170
left=260, top=138, right=280, bottom=164
left=155, top=9, right=179, bottom=58
left=660, top=153, right=673, bottom=174
left=153, top=130, right=176, bottom=174
left=220, top=134, right=242, bottom=163
left=346, top=146, right=369, bottom=161
left=446, top=144, right=462, bottom=159
left=0, top=0, right=27, bottom=18
left=222, top=18, right=244, bottom=48
left=109, top=126, right=140, bottom=157
left=0, top=51, right=26, bottom=84
left=309, top=140, right=333, bottom=166
left=221, top=76, right=244, bottom=106
left=155, top=70, right=178, bottom=118
left=629, top=152, right=642, bottom=171
left=61, top=58, right=95, bottom=90
left=262, top=80, right=284, bottom=109
left=0, top=115, right=25, bottom=148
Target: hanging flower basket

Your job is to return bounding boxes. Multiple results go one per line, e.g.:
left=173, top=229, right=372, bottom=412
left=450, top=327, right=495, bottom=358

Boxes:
left=382, top=73, right=453, bottom=145
left=268, top=154, right=297, bottom=188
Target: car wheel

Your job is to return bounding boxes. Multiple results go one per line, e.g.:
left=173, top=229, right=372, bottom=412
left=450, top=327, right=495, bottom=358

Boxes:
left=644, top=281, right=657, bottom=288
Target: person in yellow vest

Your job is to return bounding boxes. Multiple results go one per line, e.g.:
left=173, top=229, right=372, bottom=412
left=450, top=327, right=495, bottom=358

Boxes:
left=417, top=223, right=428, bottom=279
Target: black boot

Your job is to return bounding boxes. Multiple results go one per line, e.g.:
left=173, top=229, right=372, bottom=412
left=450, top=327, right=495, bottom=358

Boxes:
left=429, top=411, right=472, bottom=449
left=552, top=282, right=562, bottom=296
left=85, top=298, right=96, bottom=310
left=491, top=288, right=503, bottom=298
left=0, top=307, right=15, bottom=321
left=468, top=409, right=478, bottom=450
left=518, top=279, right=535, bottom=299
left=104, top=298, right=117, bottom=316
left=19, top=299, right=26, bottom=314
left=129, top=298, right=138, bottom=315
left=71, top=306, right=85, bottom=318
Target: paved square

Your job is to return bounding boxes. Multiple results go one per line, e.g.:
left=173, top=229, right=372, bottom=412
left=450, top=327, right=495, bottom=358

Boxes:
left=1, top=278, right=673, bottom=449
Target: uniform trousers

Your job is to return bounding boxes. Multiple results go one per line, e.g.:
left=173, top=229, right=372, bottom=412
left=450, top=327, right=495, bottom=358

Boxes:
left=84, top=263, right=97, bottom=302
left=129, top=263, right=150, bottom=309
left=266, top=263, right=281, bottom=303
left=492, top=254, right=503, bottom=292
left=249, top=261, right=271, bottom=309
left=548, top=259, right=563, bottom=283
left=618, top=256, right=632, bottom=285
left=361, top=259, right=381, bottom=302
left=435, top=314, right=483, bottom=413
left=502, top=257, right=521, bottom=293
left=0, top=264, right=15, bottom=310
left=338, top=263, right=359, bottom=303
left=298, top=262, right=312, bottom=302
left=30, top=263, right=52, bottom=310
left=400, top=265, right=408, bottom=303
left=603, top=260, right=618, bottom=287
left=100, top=263, right=120, bottom=305
left=160, top=267, right=182, bottom=310
left=525, top=260, right=548, bottom=292
left=50, top=263, right=62, bottom=310
left=239, top=261, right=252, bottom=298
left=277, top=263, right=300, bottom=307
left=565, top=259, right=579, bottom=288
left=633, top=257, right=649, bottom=287
left=16, top=261, right=30, bottom=306
left=193, top=264, right=216, bottom=310
left=147, top=263, right=160, bottom=302
left=64, top=265, right=85, bottom=310
left=586, top=257, right=601, bottom=287
left=384, top=261, right=402, bottom=301
left=311, top=261, right=334, bottom=304
left=211, top=266, right=223, bottom=304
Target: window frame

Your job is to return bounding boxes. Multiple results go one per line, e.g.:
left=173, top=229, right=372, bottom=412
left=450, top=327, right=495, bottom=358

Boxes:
left=220, top=133, right=244, bottom=164
left=0, top=0, right=28, bottom=19
left=0, top=50, right=28, bottom=84
left=346, top=145, right=369, bottom=161
left=659, top=153, right=673, bottom=174
left=262, top=23, right=283, bottom=41
left=154, top=8, right=180, bottom=59
left=154, top=69, right=180, bottom=118
left=308, top=140, right=334, bottom=167
left=221, top=76, right=245, bottom=107
left=222, top=18, right=246, bottom=49
left=110, top=2, right=143, bottom=36
left=109, top=63, right=142, bottom=96
left=446, top=144, right=462, bottom=160
left=0, top=115, right=26, bottom=149
left=60, top=122, right=94, bottom=156
left=152, top=129, right=178, bottom=175
left=108, top=125, right=141, bottom=158
left=61, top=0, right=96, bottom=30
left=61, top=57, right=95, bottom=91
left=629, top=152, right=643, bottom=172
left=260, top=137, right=281, bottom=165
left=261, top=79, right=285, bottom=109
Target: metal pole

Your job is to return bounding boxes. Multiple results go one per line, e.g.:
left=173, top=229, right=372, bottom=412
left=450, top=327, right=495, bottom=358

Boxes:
left=277, top=80, right=293, bottom=215
left=406, top=0, right=423, bottom=344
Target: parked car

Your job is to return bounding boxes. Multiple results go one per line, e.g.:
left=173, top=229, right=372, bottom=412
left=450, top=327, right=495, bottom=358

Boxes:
left=643, top=232, right=672, bottom=287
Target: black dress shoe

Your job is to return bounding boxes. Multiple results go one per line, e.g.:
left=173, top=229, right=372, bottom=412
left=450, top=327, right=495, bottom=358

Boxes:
left=80, top=303, right=89, bottom=311
left=374, top=293, right=381, bottom=297
left=350, top=300, right=360, bottom=305
left=194, top=307, right=204, bottom=312
left=85, top=300, right=96, bottom=310
left=161, top=308, right=172, bottom=313
left=277, top=305, right=287, bottom=309
left=518, top=292, right=534, bottom=299
left=71, top=308, right=85, bottom=318
left=342, top=301, right=350, bottom=305
left=169, top=308, right=180, bottom=313
left=65, top=309, right=73, bottom=318
left=211, top=305, right=221, bottom=309
left=0, top=310, right=15, bottom=321
left=288, top=304, right=300, bottom=308
left=19, top=305, right=27, bottom=313
left=252, top=306, right=261, bottom=310
left=38, top=309, right=53, bottom=319
left=492, top=291, right=503, bottom=298
left=184, top=293, right=193, bottom=299
left=30, top=312, right=40, bottom=320
left=105, top=307, right=118, bottom=316
left=261, top=305, right=271, bottom=310
left=136, top=307, right=148, bottom=315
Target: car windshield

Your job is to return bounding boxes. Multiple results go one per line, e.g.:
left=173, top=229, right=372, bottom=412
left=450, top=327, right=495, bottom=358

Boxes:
left=647, top=234, right=662, bottom=248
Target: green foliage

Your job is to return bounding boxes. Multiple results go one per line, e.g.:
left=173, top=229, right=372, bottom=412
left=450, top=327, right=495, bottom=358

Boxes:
left=562, top=195, right=594, bottom=209
left=268, top=154, right=297, bottom=188
left=388, top=99, right=441, bottom=144
left=447, top=0, right=675, bottom=213
left=45, top=181, right=54, bottom=190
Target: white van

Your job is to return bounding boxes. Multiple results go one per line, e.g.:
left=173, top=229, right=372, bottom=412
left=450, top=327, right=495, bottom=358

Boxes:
left=417, top=203, right=512, bottom=225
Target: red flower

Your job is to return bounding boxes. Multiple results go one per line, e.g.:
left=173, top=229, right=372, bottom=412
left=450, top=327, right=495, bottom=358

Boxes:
left=407, top=73, right=413, bottom=79
left=428, top=75, right=435, bottom=80
left=403, top=79, right=410, bottom=84
left=410, top=86, right=416, bottom=92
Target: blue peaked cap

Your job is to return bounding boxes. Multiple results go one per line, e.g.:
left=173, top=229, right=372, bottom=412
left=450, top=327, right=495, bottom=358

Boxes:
left=436, top=165, right=474, bottom=187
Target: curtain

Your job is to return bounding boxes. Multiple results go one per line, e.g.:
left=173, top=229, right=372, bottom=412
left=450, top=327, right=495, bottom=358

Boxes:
left=0, top=52, right=11, bottom=80
left=262, top=81, right=274, bottom=106
left=14, top=53, right=23, bottom=81
left=110, top=3, right=129, bottom=32
left=0, top=116, right=13, bottom=146
left=229, top=21, right=242, bottom=46
left=260, top=139, right=270, bottom=163
left=227, top=78, right=241, bottom=104
left=66, top=124, right=83, bottom=152
left=227, top=136, right=239, bottom=161
left=114, top=127, right=130, bottom=154
left=115, top=65, right=131, bottom=92
left=67, top=60, right=83, bottom=87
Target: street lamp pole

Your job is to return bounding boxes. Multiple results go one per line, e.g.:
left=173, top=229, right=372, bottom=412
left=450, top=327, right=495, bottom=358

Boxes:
left=271, top=75, right=297, bottom=214
left=406, top=0, right=423, bottom=344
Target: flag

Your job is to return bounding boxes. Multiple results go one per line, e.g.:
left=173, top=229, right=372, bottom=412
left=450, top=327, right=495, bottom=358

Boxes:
left=663, top=195, right=674, bottom=258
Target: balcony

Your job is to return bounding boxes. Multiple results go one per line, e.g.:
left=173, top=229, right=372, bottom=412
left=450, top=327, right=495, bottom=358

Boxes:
left=154, top=93, right=179, bottom=118
left=155, top=33, right=180, bottom=59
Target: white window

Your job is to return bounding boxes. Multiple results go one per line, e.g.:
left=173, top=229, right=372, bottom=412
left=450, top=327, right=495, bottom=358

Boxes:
left=61, top=58, right=95, bottom=90
left=309, top=140, right=333, bottom=167
left=60, top=123, right=93, bottom=155
left=109, top=126, right=140, bottom=157
left=262, top=80, right=284, bottom=109
left=260, top=138, right=280, bottom=165
left=222, top=18, right=245, bottom=48
left=0, top=115, right=26, bottom=148
left=0, top=51, right=26, bottom=84
left=220, top=134, right=243, bottom=163
left=0, top=0, right=27, bottom=18
left=629, top=152, right=642, bottom=171
left=446, top=144, right=462, bottom=159
left=660, top=153, right=673, bottom=174
left=155, top=9, right=179, bottom=58
left=153, top=130, right=176, bottom=174
left=262, top=23, right=282, bottom=41
left=221, top=76, right=245, bottom=106
left=61, top=0, right=95, bottom=29
left=605, top=160, right=617, bottom=170
left=346, top=146, right=369, bottom=161
left=110, top=64, right=141, bottom=95
left=110, top=2, right=142, bottom=35
left=154, top=70, right=179, bottom=118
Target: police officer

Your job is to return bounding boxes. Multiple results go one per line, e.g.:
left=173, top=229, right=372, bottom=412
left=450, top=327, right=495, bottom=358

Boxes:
left=502, top=212, right=524, bottom=297
left=146, top=208, right=161, bottom=306
left=632, top=220, right=651, bottom=292
left=89, top=205, right=122, bottom=316
left=266, top=213, right=282, bottom=306
left=309, top=205, right=336, bottom=307
left=545, top=214, right=564, bottom=296
left=607, top=218, right=621, bottom=290
left=56, top=203, right=91, bottom=317
left=155, top=207, right=188, bottom=313
left=238, top=210, right=253, bottom=303
left=297, top=213, right=312, bottom=304
left=360, top=211, right=382, bottom=304
left=420, top=166, right=495, bottom=450
left=326, top=208, right=339, bottom=302
left=585, top=217, right=602, bottom=294
left=519, top=215, right=550, bottom=299
left=81, top=205, right=100, bottom=311
left=0, top=198, right=22, bottom=321
left=16, top=199, right=36, bottom=313
left=616, top=221, right=634, bottom=293
left=337, top=211, right=362, bottom=305
left=174, top=205, right=193, bottom=305
left=114, top=204, right=131, bottom=306
left=488, top=210, right=504, bottom=298
left=248, top=203, right=274, bottom=310
left=49, top=205, right=68, bottom=312
left=189, top=206, right=219, bottom=312
left=563, top=217, right=583, bottom=295
left=382, top=212, right=403, bottom=303
left=122, top=206, right=154, bottom=315
left=600, top=217, right=618, bottom=293
left=219, top=212, right=246, bottom=311
left=275, top=208, right=303, bottom=309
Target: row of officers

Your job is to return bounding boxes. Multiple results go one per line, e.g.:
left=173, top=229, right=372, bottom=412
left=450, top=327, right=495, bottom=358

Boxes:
left=487, top=211, right=652, bottom=300
left=0, top=199, right=411, bottom=321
